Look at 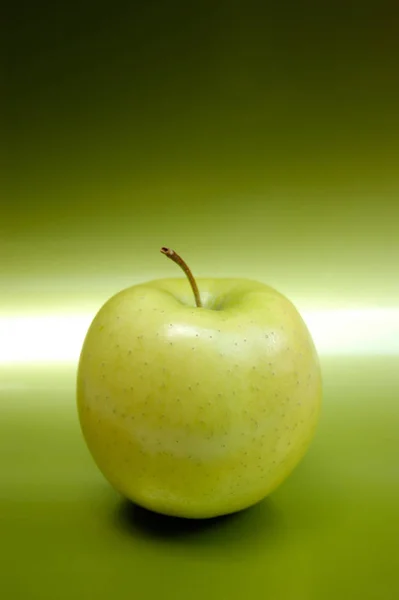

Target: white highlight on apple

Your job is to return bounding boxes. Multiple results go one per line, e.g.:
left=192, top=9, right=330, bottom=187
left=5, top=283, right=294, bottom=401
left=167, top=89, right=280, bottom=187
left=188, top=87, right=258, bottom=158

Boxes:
left=0, top=308, right=398, bottom=364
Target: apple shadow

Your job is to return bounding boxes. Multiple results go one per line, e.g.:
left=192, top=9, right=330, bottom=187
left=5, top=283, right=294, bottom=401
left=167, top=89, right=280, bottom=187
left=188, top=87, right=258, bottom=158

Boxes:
left=113, top=496, right=283, bottom=554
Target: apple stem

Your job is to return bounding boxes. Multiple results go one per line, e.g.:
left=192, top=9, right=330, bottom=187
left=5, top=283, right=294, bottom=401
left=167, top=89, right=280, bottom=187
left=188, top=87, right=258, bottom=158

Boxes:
left=160, top=247, right=203, bottom=308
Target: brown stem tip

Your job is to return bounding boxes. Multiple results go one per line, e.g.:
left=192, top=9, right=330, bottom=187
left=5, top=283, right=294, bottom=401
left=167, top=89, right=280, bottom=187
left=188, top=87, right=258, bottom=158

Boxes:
left=160, top=247, right=202, bottom=308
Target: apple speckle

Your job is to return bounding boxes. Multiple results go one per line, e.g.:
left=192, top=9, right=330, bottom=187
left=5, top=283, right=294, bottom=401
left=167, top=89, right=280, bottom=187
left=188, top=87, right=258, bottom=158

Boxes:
left=77, top=277, right=322, bottom=519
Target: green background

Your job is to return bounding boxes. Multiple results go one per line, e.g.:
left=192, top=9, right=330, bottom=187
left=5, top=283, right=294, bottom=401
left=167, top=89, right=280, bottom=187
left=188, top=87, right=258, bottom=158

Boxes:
left=2, top=2, right=399, bottom=599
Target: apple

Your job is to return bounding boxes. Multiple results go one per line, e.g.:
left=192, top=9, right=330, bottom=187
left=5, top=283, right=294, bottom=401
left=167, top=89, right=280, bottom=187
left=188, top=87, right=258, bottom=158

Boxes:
left=77, top=248, right=322, bottom=519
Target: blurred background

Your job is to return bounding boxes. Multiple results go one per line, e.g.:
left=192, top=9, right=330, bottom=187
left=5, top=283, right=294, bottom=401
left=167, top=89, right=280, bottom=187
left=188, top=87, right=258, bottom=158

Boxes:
left=2, top=1, right=399, bottom=599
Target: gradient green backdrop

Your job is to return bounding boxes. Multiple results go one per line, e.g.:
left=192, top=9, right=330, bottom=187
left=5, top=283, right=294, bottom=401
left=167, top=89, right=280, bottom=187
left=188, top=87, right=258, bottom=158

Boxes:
left=2, top=2, right=399, bottom=599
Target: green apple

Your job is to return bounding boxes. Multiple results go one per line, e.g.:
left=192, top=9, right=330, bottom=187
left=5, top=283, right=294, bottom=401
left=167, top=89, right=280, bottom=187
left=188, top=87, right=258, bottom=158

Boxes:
left=77, top=248, right=322, bottom=519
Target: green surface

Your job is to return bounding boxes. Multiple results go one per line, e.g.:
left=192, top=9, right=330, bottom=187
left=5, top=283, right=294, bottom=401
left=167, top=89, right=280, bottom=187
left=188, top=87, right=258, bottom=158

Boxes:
left=1, top=359, right=398, bottom=599
left=3, top=2, right=399, bottom=599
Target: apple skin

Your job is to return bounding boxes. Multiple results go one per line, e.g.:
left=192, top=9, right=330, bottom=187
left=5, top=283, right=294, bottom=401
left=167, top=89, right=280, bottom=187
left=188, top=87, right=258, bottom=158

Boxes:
left=77, top=278, right=322, bottom=519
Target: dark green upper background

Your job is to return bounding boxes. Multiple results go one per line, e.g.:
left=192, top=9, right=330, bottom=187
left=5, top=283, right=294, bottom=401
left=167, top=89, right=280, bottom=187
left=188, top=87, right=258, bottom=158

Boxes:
left=4, top=1, right=399, bottom=310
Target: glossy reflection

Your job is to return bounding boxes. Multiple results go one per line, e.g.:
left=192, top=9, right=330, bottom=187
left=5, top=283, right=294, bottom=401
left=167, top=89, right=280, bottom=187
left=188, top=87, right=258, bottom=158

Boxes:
left=2, top=307, right=399, bottom=364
